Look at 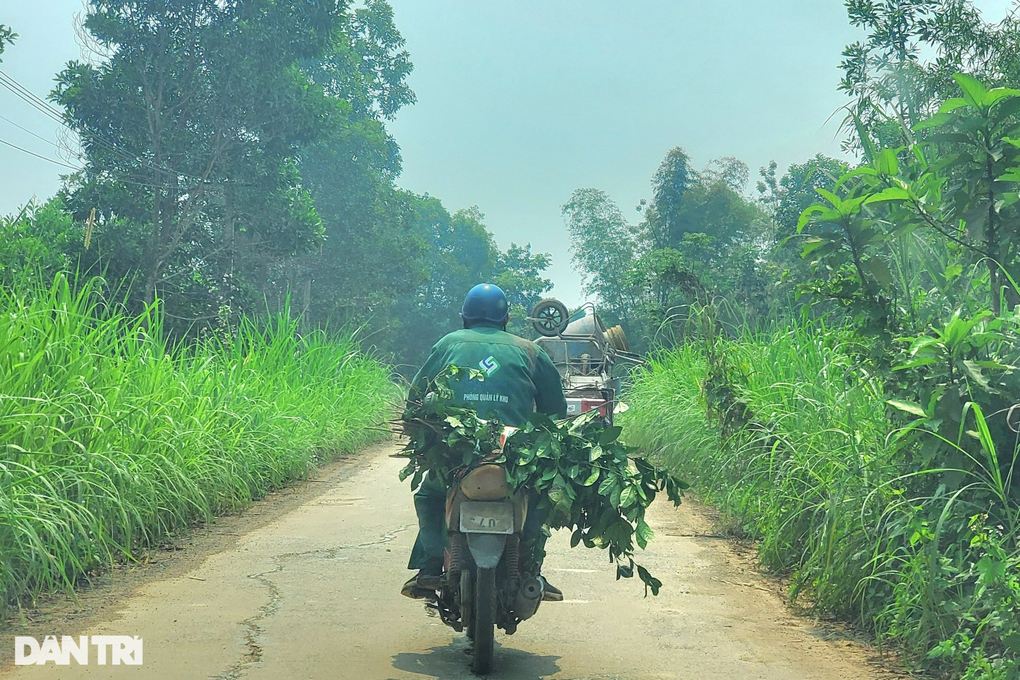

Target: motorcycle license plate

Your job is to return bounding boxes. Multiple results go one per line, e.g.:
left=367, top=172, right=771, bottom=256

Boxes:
left=459, top=501, right=514, bottom=534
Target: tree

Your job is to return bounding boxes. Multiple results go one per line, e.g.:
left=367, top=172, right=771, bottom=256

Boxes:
left=53, top=0, right=350, bottom=330
left=389, top=203, right=505, bottom=366
left=839, top=0, right=1020, bottom=151
left=644, top=153, right=770, bottom=311
left=287, top=0, right=419, bottom=332
left=564, top=149, right=775, bottom=347
left=643, top=147, right=697, bottom=250
left=759, top=155, right=848, bottom=241
left=494, top=243, right=553, bottom=338
left=562, top=188, right=637, bottom=319
left=757, top=155, right=849, bottom=294
left=493, top=243, right=552, bottom=310
left=702, top=156, right=749, bottom=193
left=305, top=0, right=415, bottom=121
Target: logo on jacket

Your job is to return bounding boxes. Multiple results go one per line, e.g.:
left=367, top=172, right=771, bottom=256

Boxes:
left=479, top=355, right=501, bottom=376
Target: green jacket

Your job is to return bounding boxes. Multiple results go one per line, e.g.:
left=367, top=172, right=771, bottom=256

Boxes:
left=409, top=325, right=567, bottom=426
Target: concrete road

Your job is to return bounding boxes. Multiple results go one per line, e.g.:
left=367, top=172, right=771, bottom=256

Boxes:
left=1, top=442, right=892, bottom=680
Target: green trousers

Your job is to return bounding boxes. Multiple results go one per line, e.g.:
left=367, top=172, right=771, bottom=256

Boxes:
left=408, top=473, right=549, bottom=574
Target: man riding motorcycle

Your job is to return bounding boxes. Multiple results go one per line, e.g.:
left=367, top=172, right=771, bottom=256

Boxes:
left=402, top=283, right=568, bottom=601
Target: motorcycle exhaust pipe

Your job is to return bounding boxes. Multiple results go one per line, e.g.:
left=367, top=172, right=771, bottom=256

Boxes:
left=514, top=576, right=544, bottom=621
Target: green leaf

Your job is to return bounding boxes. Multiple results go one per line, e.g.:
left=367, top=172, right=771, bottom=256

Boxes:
left=963, top=360, right=992, bottom=391
left=866, top=257, right=894, bottom=288
left=636, top=564, right=662, bottom=597
left=986, top=87, right=1020, bottom=108
left=797, top=205, right=837, bottom=232
left=800, top=236, right=831, bottom=257
left=619, top=485, right=636, bottom=507
left=635, top=518, right=654, bottom=549
left=834, top=166, right=878, bottom=190
left=589, top=445, right=604, bottom=461
left=874, top=148, right=900, bottom=176
left=937, top=97, right=969, bottom=114
left=865, top=186, right=911, bottom=204
left=975, top=555, right=1007, bottom=585
left=972, top=360, right=1015, bottom=370
left=931, top=132, right=976, bottom=147
left=583, top=468, right=600, bottom=486
left=953, top=73, right=988, bottom=108
left=849, top=110, right=876, bottom=163
left=892, top=357, right=938, bottom=370
left=998, top=193, right=1020, bottom=211
left=914, top=112, right=955, bottom=130
left=886, top=399, right=927, bottom=417
left=815, top=187, right=843, bottom=210
left=909, top=336, right=941, bottom=355
left=598, top=426, right=623, bottom=446
left=549, top=482, right=571, bottom=511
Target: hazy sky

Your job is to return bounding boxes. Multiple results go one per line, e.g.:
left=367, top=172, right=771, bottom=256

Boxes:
left=1, top=0, right=1015, bottom=305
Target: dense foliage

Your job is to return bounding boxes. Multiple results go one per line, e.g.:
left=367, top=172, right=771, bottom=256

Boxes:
left=0, top=1, right=553, bottom=367
left=0, top=275, right=393, bottom=615
left=563, top=150, right=786, bottom=352
left=625, top=322, right=1020, bottom=678
left=612, top=3, right=1020, bottom=678
left=399, top=367, right=687, bottom=595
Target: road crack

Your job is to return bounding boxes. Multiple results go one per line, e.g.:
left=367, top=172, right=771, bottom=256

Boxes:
left=214, top=562, right=284, bottom=680
left=213, top=525, right=411, bottom=679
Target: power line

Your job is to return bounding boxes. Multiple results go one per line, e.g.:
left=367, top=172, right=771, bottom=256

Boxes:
left=0, top=71, right=66, bottom=126
left=0, top=113, right=80, bottom=158
left=0, top=70, right=148, bottom=166
left=0, top=69, right=202, bottom=184
left=0, top=70, right=139, bottom=169
left=0, top=137, right=82, bottom=171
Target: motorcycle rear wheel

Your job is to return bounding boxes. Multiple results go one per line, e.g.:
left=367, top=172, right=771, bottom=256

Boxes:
left=472, top=567, right=496, bottom=675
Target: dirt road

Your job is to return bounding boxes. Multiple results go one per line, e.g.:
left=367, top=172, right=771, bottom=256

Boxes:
left=1, top=442, right=893, bottom=680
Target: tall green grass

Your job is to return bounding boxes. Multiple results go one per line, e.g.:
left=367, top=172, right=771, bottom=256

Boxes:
left=0, top=275, right=394, bottom=614
left=626, top=327, right=896, bottom=606
left=624, top=322, right=1020, bottom=678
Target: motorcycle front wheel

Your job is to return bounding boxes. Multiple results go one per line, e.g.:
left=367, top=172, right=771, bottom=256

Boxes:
left=472, top=567, right=496, bottom=675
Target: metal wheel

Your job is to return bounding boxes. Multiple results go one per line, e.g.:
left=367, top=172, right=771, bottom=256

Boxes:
left=530, top=298, right=569, bottom=337
left=461, top=568, right=474, bottom=640
left=472, top=567, right=496, bottom=675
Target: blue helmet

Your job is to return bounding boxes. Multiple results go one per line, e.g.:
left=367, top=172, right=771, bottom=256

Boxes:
left=461, top=283, right=509, bottom=325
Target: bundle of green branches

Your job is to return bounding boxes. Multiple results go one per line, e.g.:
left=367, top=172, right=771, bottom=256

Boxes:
left=399, top=366, right=688, bottom=595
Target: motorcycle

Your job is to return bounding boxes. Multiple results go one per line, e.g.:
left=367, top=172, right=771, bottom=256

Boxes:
left=423, top=459, right=545, bottom=675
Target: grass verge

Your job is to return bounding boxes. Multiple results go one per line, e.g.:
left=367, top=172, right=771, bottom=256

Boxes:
left=0, top=275, right=395, bottom=615
left=623, top=323, right=1020, bottom=679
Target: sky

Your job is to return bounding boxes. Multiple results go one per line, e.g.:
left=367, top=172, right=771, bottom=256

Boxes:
left=1, top=0, right=1016, bottom=306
